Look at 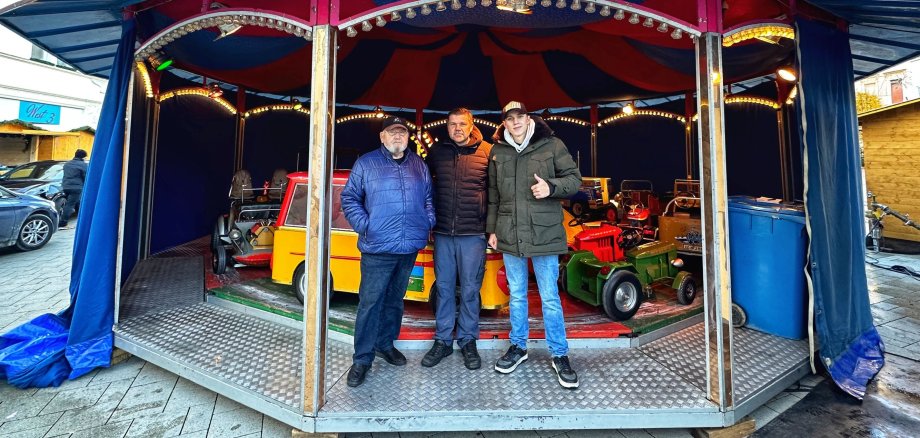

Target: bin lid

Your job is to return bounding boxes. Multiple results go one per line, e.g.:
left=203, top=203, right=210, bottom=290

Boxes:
left=728, top=196, right=805, bottom=222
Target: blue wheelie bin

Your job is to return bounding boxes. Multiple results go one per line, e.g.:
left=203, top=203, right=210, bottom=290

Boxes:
left=727, top=196, right=808, bottom=340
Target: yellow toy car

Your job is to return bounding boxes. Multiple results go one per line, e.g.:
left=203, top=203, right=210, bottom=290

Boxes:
left=270, top=171, right=509, bottom=310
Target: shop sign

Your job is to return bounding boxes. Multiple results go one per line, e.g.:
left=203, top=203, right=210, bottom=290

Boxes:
left=18, top=101, right=61, bottom=125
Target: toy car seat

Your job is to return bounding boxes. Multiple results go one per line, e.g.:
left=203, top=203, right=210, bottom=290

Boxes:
left=230, top=169, right=253, bottom=200
left=270, top=168, right=288, bottom=200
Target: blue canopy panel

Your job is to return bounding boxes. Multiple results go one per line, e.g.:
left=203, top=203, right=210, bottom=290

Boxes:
left=807, top=0, right=920, bottom=78
left=0, top=1, right=142, bottom=77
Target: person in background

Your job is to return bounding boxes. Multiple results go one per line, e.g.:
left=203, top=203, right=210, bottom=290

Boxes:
left=486, top=101, right=583, bottom=388
left=422, top=108, right=492, bottom=370
left=340, top=116, right=436, bottom=387
left=59, top=149, right=88, bottom=229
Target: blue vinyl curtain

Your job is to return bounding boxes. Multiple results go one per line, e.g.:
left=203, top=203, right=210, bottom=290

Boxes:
left=796, top=18, right=884, bottom=399
left=0, top=19, right=135, bottom=387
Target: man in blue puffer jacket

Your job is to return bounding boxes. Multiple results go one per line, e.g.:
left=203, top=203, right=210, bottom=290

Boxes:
left=340, top=115, right=436, bottom=387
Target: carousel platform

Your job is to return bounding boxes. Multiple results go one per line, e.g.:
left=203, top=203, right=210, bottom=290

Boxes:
left=114, top=254, right=812, bottom=433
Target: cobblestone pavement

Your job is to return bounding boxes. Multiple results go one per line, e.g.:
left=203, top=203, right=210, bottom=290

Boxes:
left=1, top=229, right=917, bottom=438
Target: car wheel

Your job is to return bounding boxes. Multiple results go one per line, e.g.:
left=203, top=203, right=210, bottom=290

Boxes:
left=676, top=274, right=697, bottom=305
left=17, top=214, right=54, bottom=251
left=293, top=265, right=335, bottom=305
left=602, top=270, right=643, bottom=321
left=212, top=245, right=228, bottom=274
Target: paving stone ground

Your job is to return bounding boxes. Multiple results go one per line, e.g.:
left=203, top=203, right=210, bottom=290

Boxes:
left=1, top=228, right=917, bottom=437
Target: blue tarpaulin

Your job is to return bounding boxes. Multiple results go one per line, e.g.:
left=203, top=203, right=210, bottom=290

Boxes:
left=0, top=19, right=135, bottom=387
left=796, top=18, right=885, bottom=400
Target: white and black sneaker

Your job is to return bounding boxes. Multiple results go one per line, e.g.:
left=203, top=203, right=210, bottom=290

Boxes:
left=494, top=345, right=528, bottom=373
left=552, top=356, right=579, bottom=389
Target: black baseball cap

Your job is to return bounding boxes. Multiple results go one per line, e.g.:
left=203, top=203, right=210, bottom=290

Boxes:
left=382, top=116, right=410, bottom=131
left=501, top=101, right=528, bottom=119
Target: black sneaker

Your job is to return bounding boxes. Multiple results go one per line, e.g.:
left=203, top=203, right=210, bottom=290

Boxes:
left=494, top=345, right=528, bottom=374
left=421, top=340, right=452, bottom=367
left=346, top=363, right=369, bottom=387
left=460, top=341, right=481, bottom=370
left=375, top=348, right=407, bottom=366
left=552, top=356, right=579, bottom=389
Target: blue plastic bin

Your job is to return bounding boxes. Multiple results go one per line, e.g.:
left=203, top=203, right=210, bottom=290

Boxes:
left=728, top=196, right=808, bottom=340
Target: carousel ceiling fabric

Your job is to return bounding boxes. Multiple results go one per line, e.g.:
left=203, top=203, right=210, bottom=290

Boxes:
left=4, top=0, right=915, bottom=109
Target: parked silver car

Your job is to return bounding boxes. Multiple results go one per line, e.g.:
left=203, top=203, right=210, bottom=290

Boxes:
left=0, top=185, right=59, bottom=251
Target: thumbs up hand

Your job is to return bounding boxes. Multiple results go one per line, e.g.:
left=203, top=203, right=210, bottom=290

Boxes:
left=531, top=173, right=550, bottom=199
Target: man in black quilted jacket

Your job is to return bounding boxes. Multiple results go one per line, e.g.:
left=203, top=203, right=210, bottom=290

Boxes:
left=59, top=149, right=88, bottom=228
left=421, top=108, right=492, bottom=370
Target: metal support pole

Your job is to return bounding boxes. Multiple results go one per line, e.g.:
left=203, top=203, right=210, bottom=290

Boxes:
left=302, top=24, right=337, bottom=416
left=685, top=93, right=695, bottom=179
left=590, top=104, right=598, bottom=176
left=141, top=99, right=160, bottom=258
left=695, top=32, right=734, bottom=410
left=114, top=72, right=136, bottom=325
left=234, top=88, right=246, bottom=172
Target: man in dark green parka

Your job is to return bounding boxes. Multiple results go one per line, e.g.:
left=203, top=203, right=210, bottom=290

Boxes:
left=486, top=101, right=582, bottom=388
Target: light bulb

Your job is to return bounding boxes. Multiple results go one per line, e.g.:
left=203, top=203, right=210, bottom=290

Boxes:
left=375, top=16, right=386, bottom=27
left=346, top=26, right=357, bottom=37
left=361, top=20, right=372, bottom=31
left=391, top=11, right=401, bottom=21
left=629, top=13, right=640, bottom=24
left=570, top=0, right=581, bottom=10
left=406, top=7, right=417, bottom=18
left=643, top=17, right=654, bottom=27
left=585, top=2, right=595, bottom=13
left=421, top=4, right=432, bottom=15
left=671, top=28, right=682, bottom=39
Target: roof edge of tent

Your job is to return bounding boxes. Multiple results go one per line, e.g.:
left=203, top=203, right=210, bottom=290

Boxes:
left=134, top=8, right=315, bottom=60
left=332, top=0, right=704, bottom=37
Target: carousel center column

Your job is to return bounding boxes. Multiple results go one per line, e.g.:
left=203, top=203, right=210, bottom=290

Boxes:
left=695, top=31, right=735, bottom=410
left=303, top=23, right=337, bottom=416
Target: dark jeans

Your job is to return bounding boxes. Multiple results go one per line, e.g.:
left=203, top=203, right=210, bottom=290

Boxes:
left=61, top=189, right=82, bottom=225
left=352, top=252, right=418, bottom=366
left=433, top=234, right=486, bottom=346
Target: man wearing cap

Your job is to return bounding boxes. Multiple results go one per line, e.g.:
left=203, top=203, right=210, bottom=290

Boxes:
left=340, top=116, right=436, bottom=387
left=486, top=101, right=582, bottom=388
left=421, top=108, right=491, bottom=370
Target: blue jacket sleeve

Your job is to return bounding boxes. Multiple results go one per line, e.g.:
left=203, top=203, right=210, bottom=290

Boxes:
left=341, top=160, right=369, bottom=234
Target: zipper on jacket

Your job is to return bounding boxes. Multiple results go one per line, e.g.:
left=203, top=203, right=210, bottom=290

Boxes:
left=451, top=147, right=459, bottom=235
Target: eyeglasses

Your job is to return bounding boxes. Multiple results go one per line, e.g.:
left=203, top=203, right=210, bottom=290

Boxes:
left=385, top=129, right=409, bottom=137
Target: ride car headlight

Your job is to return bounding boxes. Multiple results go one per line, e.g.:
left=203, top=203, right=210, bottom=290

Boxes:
left=229, top=229, right=243, bottom=241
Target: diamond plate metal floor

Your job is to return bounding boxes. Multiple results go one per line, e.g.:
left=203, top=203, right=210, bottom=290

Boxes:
left=639, top=323, right=809, bottom=401
left=114, top=301, right=809, bottom=428
left=119, top=257, right=204, bottom=318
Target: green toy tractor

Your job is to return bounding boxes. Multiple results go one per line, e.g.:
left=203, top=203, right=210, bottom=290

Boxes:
left=559, top=221, right=697, bottom=321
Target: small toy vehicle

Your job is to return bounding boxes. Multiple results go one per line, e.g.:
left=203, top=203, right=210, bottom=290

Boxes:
left=658, top=179, right=702, bottom=255
left=559, top=217, right=697, bottom=321
left=211, top=169, right=285, bottom=274
left=562, top=177, right=617, bottom=222
left=271, top=171, right=509, bottom=309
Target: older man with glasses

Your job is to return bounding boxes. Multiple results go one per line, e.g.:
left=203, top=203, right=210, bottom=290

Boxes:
left=341, top=116, right=436, bottom=387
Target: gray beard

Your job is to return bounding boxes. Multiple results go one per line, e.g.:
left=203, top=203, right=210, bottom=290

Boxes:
left=385, top=143, right=407, bottom=157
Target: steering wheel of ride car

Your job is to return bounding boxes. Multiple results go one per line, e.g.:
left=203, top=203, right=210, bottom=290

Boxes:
left=568, top=214, right=586, bottom=228
left=674, top=192, right=696, bottom=209
left=617, top=228, right=643, bottom=250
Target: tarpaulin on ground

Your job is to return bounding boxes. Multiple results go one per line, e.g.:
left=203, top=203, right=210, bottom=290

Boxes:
left=0, top=19, right=135, bottom=387
left=796, top=17, right=884, bottom=399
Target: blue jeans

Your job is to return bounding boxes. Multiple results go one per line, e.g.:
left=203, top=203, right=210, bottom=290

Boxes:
left=352, top=252, right=417, bottom=365
left=502, top=253, right=569, bottom=357
left=433, top=234, right=486, bottom=346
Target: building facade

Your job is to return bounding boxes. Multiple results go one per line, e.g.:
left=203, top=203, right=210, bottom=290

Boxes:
left=855, top=57, right=920, bottom=108
left=0, top=25, right=105, bottom=166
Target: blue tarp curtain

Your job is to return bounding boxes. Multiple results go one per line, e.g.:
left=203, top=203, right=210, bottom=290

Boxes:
left=0, top=19, right=136, bottom=387
left=796, top=18, right=884, bottom=399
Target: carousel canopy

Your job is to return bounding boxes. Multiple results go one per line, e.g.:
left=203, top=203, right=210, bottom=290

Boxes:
left=1, top=1, right=918, bottom=109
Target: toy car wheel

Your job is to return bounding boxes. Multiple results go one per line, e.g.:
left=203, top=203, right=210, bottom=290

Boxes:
left=294, top=264, right=305, bottom=304
left=731, top=303, right=747, bottom=328
left=293, top=265, right=334, bottom=305
left=676, top=275, right=697, bottom=305
left=604, top=206, right=617, bottom=223
left=602, top=271, right=643, bottom=321
left=212, top=216, right=227, bottom=251
left=16, top=214, right=53, bottom=251
left=557, top=264, right=568, bottom=293
left=571, top=201, right=586, bottom=218
left=212, top=245, right=228, bottom=274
